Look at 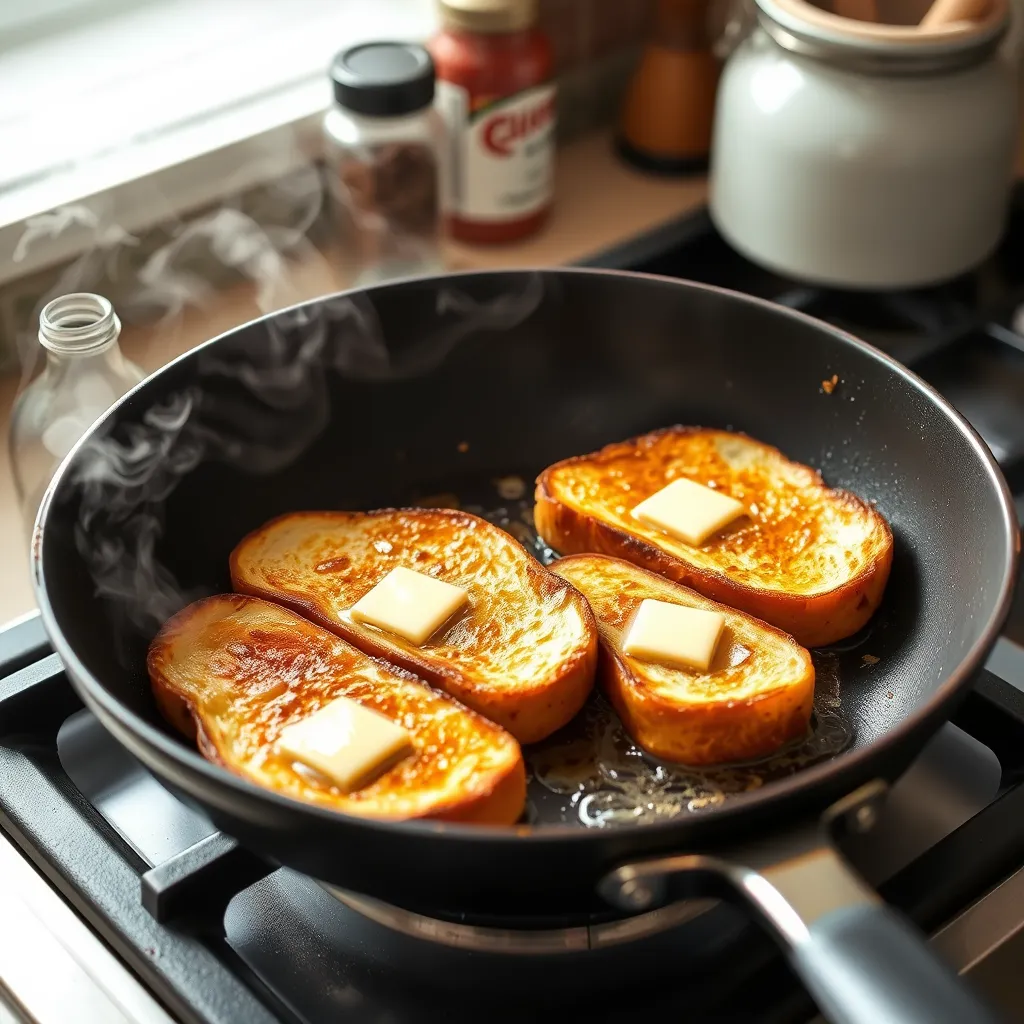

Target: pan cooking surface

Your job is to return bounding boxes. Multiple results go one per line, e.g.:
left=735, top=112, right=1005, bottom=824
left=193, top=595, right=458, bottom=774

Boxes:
left=407, top=469, right=877, bottom=830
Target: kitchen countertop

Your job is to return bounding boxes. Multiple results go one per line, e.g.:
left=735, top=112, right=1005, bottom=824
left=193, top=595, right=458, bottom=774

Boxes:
left=0, top=129, right=709, bottom=625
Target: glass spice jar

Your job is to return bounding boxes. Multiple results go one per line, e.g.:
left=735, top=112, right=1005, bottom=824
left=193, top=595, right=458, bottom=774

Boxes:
left=8, top=293, right=146, bottom=539
left=323, top=42, right=446, bottom=285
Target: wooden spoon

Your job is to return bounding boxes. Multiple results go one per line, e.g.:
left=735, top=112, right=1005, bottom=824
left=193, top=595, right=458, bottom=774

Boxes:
left=920, top=0, right=990, bottom=27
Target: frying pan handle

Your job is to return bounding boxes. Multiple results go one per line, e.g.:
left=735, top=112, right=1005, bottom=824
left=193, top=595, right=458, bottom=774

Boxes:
left=599, top=786, right=1007, bottom=1024
left=788, top=898, right=1005, bottom=1024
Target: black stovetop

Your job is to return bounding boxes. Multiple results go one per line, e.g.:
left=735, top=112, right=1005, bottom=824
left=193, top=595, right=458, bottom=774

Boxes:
left=6, top=200, right=1024, bottom=1024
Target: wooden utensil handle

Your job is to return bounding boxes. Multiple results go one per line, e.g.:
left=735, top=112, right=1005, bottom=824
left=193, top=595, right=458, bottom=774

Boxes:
left=920, top=0, right=990, bottom=26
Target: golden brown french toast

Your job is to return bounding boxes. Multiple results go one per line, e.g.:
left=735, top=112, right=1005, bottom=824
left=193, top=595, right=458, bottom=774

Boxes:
left=230, top=509, right=598, bottom=744
left=536, top=428, right=892, bottom=647
left=148, top=595, right=526, bottom=824
left=551, top=554, right=815, bottom=765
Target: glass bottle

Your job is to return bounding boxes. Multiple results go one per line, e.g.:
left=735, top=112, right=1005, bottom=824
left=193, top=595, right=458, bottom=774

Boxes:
left=8, top=292, right=146, bottom=535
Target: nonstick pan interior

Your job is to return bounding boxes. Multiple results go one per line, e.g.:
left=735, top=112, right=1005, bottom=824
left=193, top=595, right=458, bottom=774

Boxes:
left=35, top=269, right=1017, bottom=912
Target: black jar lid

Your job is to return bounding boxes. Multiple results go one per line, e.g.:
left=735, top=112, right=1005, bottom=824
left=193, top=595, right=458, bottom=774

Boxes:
left=330, top=42, right=435, bottom=117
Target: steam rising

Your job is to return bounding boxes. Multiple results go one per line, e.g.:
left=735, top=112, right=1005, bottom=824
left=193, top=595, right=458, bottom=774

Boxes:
left=19, top=164, right=545, bottom=656
left=64, top=278, right=545, bottom=651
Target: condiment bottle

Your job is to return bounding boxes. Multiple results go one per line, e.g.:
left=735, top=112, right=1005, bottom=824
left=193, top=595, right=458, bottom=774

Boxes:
left=431, top=0, right=556, bottom=244
left=8, top=293, right=146, bottom=538
left=618, top=0, right=720, bottom=174
left=323, top=42, right=445, bottom=284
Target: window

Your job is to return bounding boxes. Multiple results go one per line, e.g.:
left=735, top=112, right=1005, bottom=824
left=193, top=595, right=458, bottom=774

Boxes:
left=0, top=0, right=436, bottom=279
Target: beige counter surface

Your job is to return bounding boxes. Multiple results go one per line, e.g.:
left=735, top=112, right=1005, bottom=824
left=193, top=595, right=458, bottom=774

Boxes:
left=0, top=129, right=710, bottom=624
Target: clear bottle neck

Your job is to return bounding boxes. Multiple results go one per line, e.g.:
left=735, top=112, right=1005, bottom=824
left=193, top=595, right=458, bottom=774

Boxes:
left=36, top=292, right=135, bottom=380
left=39, top=292, right=122, bottom=357
left=9, top=292, right=145, bottom=549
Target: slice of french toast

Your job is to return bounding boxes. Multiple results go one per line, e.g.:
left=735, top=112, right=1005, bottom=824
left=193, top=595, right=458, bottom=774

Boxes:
left=148, top=595, right=526, bottom=824
left=535, top=427, right=892, bottom=647
left=551, top=554, right=815, bottom=765
left=230, top=509, right=598, bottom=744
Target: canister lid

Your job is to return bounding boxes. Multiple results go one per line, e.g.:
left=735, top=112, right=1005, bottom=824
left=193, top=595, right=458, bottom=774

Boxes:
left=330, top=42, right=435, bottom=116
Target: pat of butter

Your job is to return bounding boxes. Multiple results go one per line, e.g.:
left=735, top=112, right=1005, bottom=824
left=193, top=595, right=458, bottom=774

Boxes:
left=631, top=477, right=745, bottom=546
left=350, top=565, right=467, bottom=645
left=623, top=599, right=726, bottom=672
left=277, top=696, right=413, bottom=792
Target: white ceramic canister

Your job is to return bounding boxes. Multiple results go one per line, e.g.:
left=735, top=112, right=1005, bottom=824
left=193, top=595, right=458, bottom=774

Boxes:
left=709, top=0, right=1018, bottom=288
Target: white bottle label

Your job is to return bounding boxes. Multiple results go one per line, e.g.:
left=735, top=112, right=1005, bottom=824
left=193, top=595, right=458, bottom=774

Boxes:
left=436, top=80, right=556, bottom=224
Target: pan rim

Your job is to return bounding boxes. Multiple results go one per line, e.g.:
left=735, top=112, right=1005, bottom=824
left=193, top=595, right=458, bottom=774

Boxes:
left=32, top=265, right=1021, bottom=848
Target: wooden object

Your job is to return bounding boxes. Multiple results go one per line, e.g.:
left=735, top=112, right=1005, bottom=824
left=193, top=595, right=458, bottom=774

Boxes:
left=920, top=0, right=991, bottom=27
left=832, top=0, right=879, bottom=21
left=773, top=0, right=1003, bottom=35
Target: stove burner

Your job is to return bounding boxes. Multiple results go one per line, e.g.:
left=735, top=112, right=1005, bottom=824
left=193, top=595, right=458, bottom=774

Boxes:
left=774, top=287, right=978, bottom=366
left=321, top=887, right=713, bottom=952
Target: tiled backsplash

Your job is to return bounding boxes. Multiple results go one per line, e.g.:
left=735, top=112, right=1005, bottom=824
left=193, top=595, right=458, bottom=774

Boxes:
left=0, top=0, right=655, bottom=374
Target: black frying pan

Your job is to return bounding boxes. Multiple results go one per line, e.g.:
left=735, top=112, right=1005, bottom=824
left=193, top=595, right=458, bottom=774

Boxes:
left=34, top=270, right=1018, bottom=1024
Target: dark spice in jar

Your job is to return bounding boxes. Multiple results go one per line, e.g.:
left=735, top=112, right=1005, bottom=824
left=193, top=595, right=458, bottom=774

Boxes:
left=339, top=143, right=438, bottom=236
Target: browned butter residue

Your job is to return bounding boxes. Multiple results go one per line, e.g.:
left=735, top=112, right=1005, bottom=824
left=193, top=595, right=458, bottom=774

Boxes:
left=528, top=652, right=850, bottom=828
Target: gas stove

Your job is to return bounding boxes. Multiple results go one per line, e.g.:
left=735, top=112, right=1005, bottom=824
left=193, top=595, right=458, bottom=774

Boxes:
left=6, top=202, right=1024, bottom=1024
